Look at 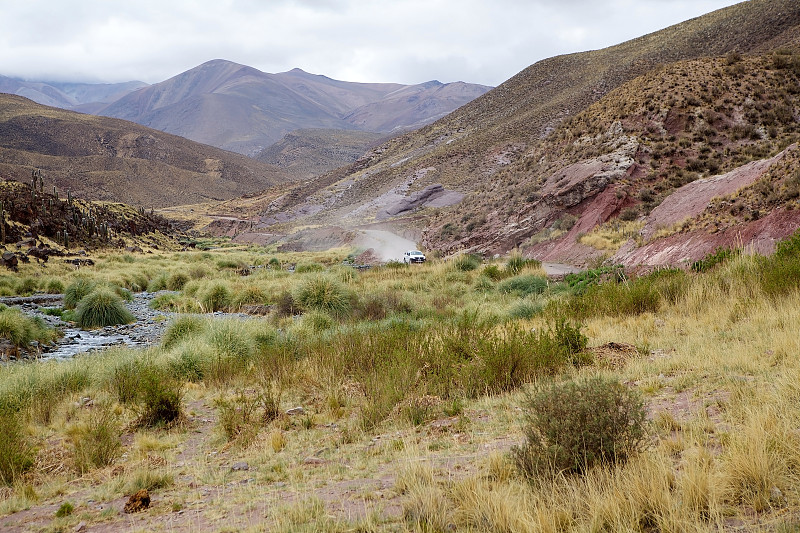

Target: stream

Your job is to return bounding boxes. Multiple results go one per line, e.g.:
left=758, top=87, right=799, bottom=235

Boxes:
left=2, top=292, right=174, bottom=361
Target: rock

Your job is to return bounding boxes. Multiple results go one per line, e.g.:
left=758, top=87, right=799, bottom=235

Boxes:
left=123, top=489, right=150, bottom=513
left=74, top=521, right=87, bottom=532
left=302, top=456, right=326, bottom=465
left=286, top=406, right=305, bottom=416
left=231, top=461, right=250, bottom=471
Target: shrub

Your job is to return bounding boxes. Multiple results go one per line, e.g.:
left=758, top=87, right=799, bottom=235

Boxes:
left=453, top=254, right=481, bottom=272
left=0, top=408, right=34, bottom=485
left=481, top=264, right=507, bottom=281
left=166, top=272, right=190, bottom=291
left=162, top=315, right=206, bottom=349
left=199, top=281, right=231, bottom=312
left=69, top=406, right=121, bottom=473
left=43, top=278, right=65, bottom=294
left=64, top=278, right=97, bottom=309
left=273, top=290, right=297, bottom=317
left=136, top=365, right=184, bottom=427
left=146, top=273, right=169, bottom=292
left=294, top=276, right=351, bottom=317
left=0, top=308, right=55, bottom=347
left=691, top=247, right=740, bottom=272
left=498, top=274, right=548, bottom=297
left=512, top=376, right=647, bottom=477
left=505, top=253, right=540, bottom=275
left=473, top=275, right=495, bottom=293
left=294, top=262, right=325, bottom=273
left=55, top=502, right=74, bottom=517
left=74, top=288, right=135, bottom=329
left=507, top=299, right=543, bottom=319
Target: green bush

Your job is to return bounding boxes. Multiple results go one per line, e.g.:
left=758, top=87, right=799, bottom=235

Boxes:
left=136, top=365, right=184, bottom=427
left=146, top=273, right=169, bottom=292
left=200, top=281, right=232, bottom=312
left=512, top=376, right=646, bottom=477
left=74, top=288, right=135, bottom=329
left=55, top=502, right=74, bottom=517
left=16, top=277, right=38, bottom=296
left=473, top=275, right=495, bottom=293
left=453, top=254, right=482, bottom=272
left=508, top=299, right=543, bottom=320
left=481, top=264, right=507, bottom=281
left=0, top=408, right=34, bottom=485
left=691, top=247, right=740, bottom=272
left=43, top=278, right=65, bottom=294
left=162, top=315, right=206, bottom=349
left=166, top=272, right=190, bottom=291
left=498, top=274, right=548, bottom=297
left=69, top=406, right=121, bottom=473
left=0, top=308, right=55, bottom=347
left=505, top=253, right=540, bottom=275
left=294, top=262, right=325, bottom=273
left=64, top=278, right=97, bottom=309
left=294, top=276, right=351, bottom=317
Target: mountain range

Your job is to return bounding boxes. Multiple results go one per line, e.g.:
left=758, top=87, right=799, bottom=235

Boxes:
left=205, top=0, right=800, bottom=267
left=2, top=0, right=800, bottom=269
left=0, top=62, right=491, bottom=160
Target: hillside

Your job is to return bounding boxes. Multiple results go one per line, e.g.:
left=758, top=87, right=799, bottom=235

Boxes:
left=97, top=61, right=491, bottom=156
left=216, top=0, right=800, bottom=266
left=0, top=94, right=292, bottom=208
left=256, top=129, right=388, bottom=179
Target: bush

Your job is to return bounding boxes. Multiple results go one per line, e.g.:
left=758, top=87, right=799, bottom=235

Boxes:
left=294, top=262, right=325, bottom=273
left=691, top=247, right=740, bottom=272
left=0, top=408, right=34, bottom=485
left=162, top=315, right=206, bottom=349
left=166, top=272, right=190, bottom=291
left=498, top=274, right=548, bottom=297
left=512, top=376, right=646, bottom=477
left=0, top=307, right=55, bottom=347
left=453, top=254, right=481, bottom=271
left=43, top=278, right=65, bottom=294
left=481, top=264, right=507, bottom=281
left=294, top=276, right=351, bottom=317
left=69, top=406, right=121, bottom=473
left=199, top=281, right=232, bottom=312
left=74, top=288, right=135, bottom=329
left=136, top=365, right=184, bottom=427
left=64, top=278, right=97, bottom=309
left=505, top=253, right=540, bottom=275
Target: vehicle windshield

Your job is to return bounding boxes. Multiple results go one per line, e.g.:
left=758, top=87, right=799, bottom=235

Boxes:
left=410, top=251, right=423, bottom=255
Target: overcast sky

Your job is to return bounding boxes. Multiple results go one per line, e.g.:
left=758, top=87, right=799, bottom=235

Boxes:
left=1, top=0, right=744, bottom=87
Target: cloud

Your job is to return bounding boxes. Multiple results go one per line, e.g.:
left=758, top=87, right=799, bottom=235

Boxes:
left=0, top=0, right=743, bottom=86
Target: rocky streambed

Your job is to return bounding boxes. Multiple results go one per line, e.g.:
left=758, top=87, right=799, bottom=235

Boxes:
left=2, top=292, right=175, bottom=361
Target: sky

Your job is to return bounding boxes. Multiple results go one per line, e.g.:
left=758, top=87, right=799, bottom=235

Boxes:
left=0, top=0, right=745, bottom=87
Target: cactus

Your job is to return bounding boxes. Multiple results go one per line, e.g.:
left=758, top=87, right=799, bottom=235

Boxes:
left=64, top=231, right=69, bottom=249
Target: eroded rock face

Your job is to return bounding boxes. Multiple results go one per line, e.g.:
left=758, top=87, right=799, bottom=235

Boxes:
left=379, top=183, right=464, bottom=219
left=640, top=148, right=792, bottom=240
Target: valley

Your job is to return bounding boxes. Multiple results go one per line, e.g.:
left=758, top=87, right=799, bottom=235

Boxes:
left=0, top=0, right=800, bottom=531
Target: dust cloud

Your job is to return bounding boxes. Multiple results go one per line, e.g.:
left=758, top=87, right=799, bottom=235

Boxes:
left=355, top=229, right=418, bottom=262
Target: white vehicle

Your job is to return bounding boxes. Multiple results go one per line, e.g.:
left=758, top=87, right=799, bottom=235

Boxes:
left=403, top=250, right=426, bottom=263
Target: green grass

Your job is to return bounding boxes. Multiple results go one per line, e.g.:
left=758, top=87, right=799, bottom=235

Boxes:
left=74, top=288, right=135, bottom=329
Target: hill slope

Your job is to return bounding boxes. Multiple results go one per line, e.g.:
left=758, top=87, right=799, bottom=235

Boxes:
left=98, top=60, right=491, bottom=156
left=220, top=0, right=800, bottom=266
left=0, top=94, right=291, bottom=208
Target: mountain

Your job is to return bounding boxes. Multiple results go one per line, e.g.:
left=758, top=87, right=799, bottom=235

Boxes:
left=97, top=60, right=491, bottom=156
left=0, top=94, right=291, bottom=208
left=0, top=76, right=147, bottom=113
left=210, top=0, right=800, bottom=267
